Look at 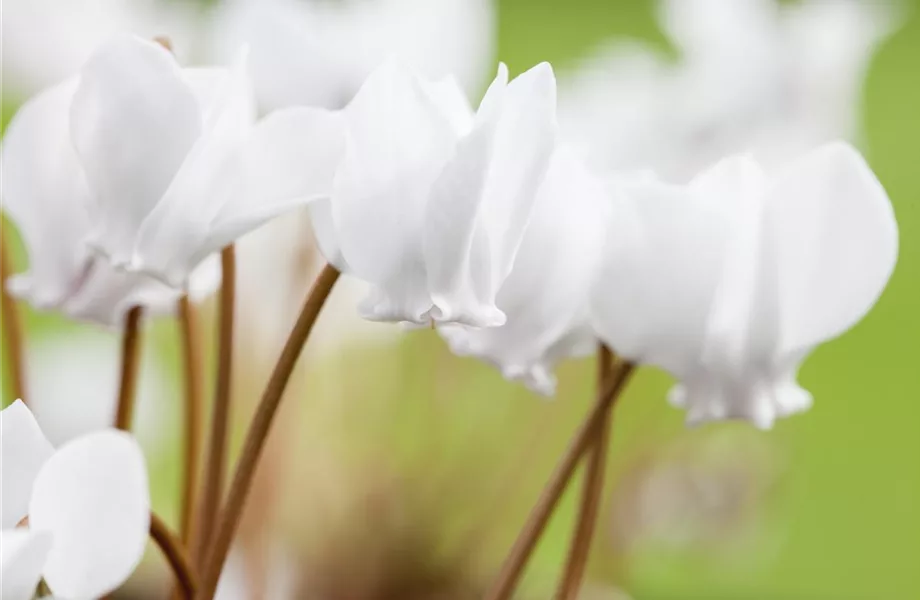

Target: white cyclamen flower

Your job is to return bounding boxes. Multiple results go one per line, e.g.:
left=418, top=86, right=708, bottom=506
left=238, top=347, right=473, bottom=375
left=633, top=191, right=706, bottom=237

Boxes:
left=1, top=401, right=150, bottom=599
left=0, top=75, right=219, bottom=325
left=306, top=60, right=557, bottom=326
left=60, top=34, right=340, bottom=287
left=207, top=0, right=495, bottom=111
left=439, top=147, right=611, bottom=395
left=590, top=142, right=898, bottom=428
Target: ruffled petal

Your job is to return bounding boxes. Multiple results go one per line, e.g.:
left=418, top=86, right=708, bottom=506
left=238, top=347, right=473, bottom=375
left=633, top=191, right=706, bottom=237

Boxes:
left=0, top=78, right=94, bottom=311
left=132, top=53, right=256, bottom=285
left=0, top=528, right=53, bottom=600
left=423, top=64, right=509, bottom=327
left=0, top=400, right=54, bottom=528
left=333, top=60, right=458, bottom=319
left=29, top=430, right=150, bottom=599
left=439, top=148, right=609, bottom=393
left=764, top=142, right=898, bottom=355
left=71, top=34, right=201, bottom=266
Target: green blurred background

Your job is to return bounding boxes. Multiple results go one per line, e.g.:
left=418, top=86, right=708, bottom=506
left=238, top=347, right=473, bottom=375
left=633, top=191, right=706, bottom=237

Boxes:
left=2, top=1, right=919, bottom=598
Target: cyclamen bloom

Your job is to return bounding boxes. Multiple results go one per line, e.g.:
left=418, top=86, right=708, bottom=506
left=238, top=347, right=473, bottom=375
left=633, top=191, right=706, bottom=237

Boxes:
left=1, top=401, right=150, bottom=599
left=38, top=34, right=339, bottom=288
left=591, top=142, right=898, bottom=428
left=439, top=147, right=611, bottom=394
left=308, top=60, right=557, bottom=326
left=1, top=76, right=217, bottom=325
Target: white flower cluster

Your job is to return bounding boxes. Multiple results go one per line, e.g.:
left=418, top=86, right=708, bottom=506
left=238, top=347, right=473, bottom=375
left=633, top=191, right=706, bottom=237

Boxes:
left=2, top=31, right=898, bottom=425
left=0, top=1, right=902, bottom=597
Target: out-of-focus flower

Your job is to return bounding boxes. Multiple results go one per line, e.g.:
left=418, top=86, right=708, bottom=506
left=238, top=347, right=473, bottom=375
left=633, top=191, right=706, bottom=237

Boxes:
left=207, top=0, right=495, bottom=112
left=0, top=72, right=218, bottom=326
left=0, top=400, right=150, bottom=600
left=304, top=60, right=557, bottom=326
left=1, top=0, right=202, bottom=98
left=559, top=0, right=901, bottom=181
left=439, top=147, right=610, bottom=395
left=591, top=142, right=898, bottom=428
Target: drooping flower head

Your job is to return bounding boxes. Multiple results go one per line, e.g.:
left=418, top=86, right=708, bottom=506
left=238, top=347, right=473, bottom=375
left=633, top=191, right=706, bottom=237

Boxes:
left=1, top=400, right=150, bottom=599
left=1, top=73, right=218, bottom=325
left=307, top=60, right=557, bottom=327
left=591, top=142, right=898, bottom=428
left=439, top=147, right=612, bottom=395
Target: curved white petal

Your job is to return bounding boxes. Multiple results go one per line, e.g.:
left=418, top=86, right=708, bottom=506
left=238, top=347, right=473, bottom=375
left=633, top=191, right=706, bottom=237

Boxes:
left=29, top=430, right=150, bottom=599
left=0, top=528, right=53, bottom=600
left=423, top=64, right=509, bottom=327
left=71, top=34, right=201, bottom=266
left=0, top=78, right=93, bottom=311
left=1, top=400, right=54, bottom=528
left=333, top=60, right=458, bottom=322
left=439, top=148, right=608, bottom=394
left=132, top=54, right=256, bottom=285
left=203, top=106, right=347, bottom=271
left=765, top=142, right=898, bottom=355
left=590, top=176, right=733, bottom=376
left=424, top=63, right=557, bottom=327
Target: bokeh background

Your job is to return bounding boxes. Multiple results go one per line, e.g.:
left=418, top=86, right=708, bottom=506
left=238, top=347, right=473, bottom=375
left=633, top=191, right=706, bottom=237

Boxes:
left=2, top=0, right=919, bottom=598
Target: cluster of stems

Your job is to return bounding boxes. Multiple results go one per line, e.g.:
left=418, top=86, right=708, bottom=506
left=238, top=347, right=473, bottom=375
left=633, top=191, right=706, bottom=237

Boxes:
left=1, top=230, right=636, bottom=599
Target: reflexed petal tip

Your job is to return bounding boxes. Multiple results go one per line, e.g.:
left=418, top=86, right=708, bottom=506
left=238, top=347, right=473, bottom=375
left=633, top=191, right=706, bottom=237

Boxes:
left=29, top=429, right=150, bottom=599
left=1, top=400, right=55, bottom=529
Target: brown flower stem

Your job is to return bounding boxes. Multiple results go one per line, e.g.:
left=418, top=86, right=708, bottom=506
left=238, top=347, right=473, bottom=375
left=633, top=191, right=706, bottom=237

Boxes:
left=483, top=361, right=635, bottom=600
left=555, top=345, right=616, bottom=599
left=194, top=245, right=237, bottom=565
left=178, top=296, right=204, bottom=545
left=1, top=232, right=27, bottom=402
left=114, top=306, right=144, bottom=431
left=196, top=264, right=340, bottom=600
left=151, top=512, right=198, bottom=598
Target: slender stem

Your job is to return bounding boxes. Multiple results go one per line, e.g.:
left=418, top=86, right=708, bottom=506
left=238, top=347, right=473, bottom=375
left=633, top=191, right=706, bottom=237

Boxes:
left=0, top=232, right=27, bottom=402
left=114, top=306, right=144, bottom=431
left=194, top=245, right=236, bottom=565
left=178, top=296, right=204, bottom=545
left=151, top=512, right=198, bottom=598
left=196, top=264, right=340, bottom=600
left=556, top=345, right=615, bottom=599
left=483, top=362, right=635, bottom=600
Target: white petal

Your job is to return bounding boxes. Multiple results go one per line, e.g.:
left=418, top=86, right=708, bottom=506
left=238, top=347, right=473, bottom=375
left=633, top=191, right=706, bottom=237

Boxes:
left=440, top=148, right=609, bottom=392
left=308, top=199, right=348, bottom=272
left=764, top=142, right=898, bottom=355
left=590, top=175, right=733, bottom=377
left=476, top=62, right=558, bottom=293
left=71, top=34, right=201, bottom=265
left=423, top=64, right=509, bottom=326
left=205, top=106, right=347, bottom=268
left=29, top=430, right=150, bottom=599
left=419, top=74, right=475, bottom=135
left=0, top=78, right=94, bottom=310
left=1, top=400, right=54, bottom=528
left=333, top=60, right=458, bottom=321
left=132, top=53, right=256, bottom=285
left=0, top=528, right=52, bottom=600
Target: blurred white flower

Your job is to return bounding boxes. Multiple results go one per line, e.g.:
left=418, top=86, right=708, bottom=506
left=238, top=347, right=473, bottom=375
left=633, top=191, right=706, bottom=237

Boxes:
left=207, top=0, right=495, bottom=111
left=303, top=60, right=557, bottom=326
left=439, top=147, right=611, bottom=395
left=559, top=0, right=901, bottom=180
left=1, top=401, right=150, bottom=600
left=590, top=142, right=898, bottom=428
left=0, top=72, right=218, bottom=326
left=1, top=0, right=202, bottom=98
